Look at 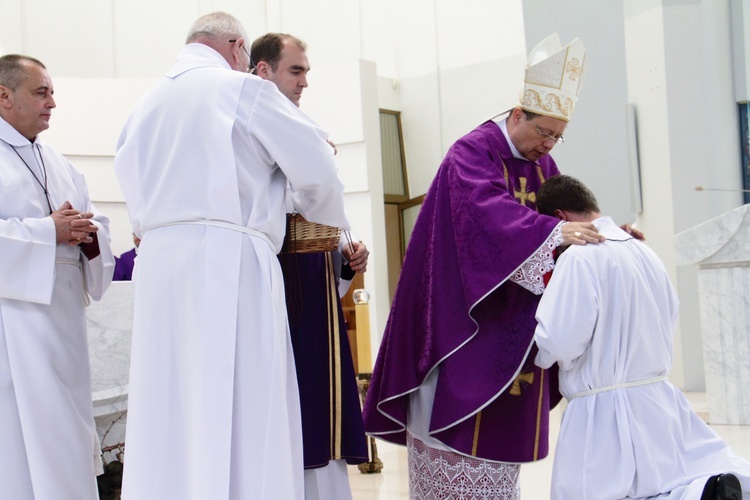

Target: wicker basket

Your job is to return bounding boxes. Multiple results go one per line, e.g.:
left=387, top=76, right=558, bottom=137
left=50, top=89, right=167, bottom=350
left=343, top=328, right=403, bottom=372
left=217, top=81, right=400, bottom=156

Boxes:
left=280, top=213, right=341, bottom=253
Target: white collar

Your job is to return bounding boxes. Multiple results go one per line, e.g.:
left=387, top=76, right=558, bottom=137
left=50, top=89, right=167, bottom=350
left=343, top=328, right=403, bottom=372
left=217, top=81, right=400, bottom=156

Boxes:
left=494, top=117, right=529, bottom=161
left=0, top=116, right=35, bottom=147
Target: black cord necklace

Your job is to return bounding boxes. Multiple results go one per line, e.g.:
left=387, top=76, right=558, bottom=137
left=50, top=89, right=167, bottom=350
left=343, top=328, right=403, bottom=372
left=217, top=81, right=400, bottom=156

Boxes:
left=2, top=139, right=53, bottom=214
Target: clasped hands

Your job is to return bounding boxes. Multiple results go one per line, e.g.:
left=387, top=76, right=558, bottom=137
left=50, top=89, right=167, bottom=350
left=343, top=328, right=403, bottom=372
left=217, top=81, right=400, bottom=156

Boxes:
left=52, top=200, right=98, bottom=246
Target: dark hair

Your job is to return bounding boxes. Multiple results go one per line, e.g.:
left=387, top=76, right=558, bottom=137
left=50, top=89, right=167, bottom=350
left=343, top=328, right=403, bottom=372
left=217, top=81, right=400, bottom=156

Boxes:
left=0, top=54, right=46, bottom=91
left=250, top=33, right=306, bottom=72
left=537, top=174, right=600, bottom=216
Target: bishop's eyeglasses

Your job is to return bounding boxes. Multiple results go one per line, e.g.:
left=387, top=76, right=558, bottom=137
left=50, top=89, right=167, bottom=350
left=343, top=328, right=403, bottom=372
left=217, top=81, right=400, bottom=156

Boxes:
left=531, top=122, right=565, bottom=145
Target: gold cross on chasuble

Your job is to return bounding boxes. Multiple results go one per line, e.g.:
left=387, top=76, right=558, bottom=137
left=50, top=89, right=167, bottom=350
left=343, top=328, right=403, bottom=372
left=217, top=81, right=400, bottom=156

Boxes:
left=514, top=177, right=536, bottom=206
left=501, top=163, right=547, bottom=208
left=509, top=372, right=535, bottom=396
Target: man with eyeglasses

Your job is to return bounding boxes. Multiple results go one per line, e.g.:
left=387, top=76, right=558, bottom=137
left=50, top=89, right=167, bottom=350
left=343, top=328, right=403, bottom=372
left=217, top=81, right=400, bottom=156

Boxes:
left=114, top=12, right=349, bottom=499
left=0, top=54, right=114, bottom=499
left=251, top=32, right=369, bottom=500
left=363, top=34, right=608, bottom=498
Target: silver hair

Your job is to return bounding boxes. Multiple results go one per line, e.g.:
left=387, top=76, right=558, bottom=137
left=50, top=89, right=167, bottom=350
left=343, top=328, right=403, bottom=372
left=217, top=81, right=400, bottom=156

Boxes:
left=185, top=11, right=247, bottom=44
left=0, top=54, right=45, bottom=91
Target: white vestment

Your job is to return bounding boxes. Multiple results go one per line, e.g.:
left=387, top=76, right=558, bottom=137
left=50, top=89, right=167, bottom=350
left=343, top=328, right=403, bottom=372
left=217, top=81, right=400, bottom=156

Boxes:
left=535, top=216, right=750, bottom=499
left=114, top=43, right=350, bottom=500
left=0, top=116, right=114, bottom=499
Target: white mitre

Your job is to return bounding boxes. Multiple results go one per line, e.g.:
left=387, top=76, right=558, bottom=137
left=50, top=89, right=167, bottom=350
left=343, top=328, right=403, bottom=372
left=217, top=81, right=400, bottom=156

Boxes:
left=519, top=33, right=587, bottom=122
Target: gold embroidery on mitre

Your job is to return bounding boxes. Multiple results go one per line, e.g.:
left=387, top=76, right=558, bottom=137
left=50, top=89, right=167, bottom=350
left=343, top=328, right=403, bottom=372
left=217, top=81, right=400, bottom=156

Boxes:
left=521, top=89, right=545, bottom=110
left=566, top=58, right=582, bottom=81
left=509, top=371, right=535, bottom=396
left=544, top=94, right=573, bottom=118
left=520, top=89, right=573, bottom=119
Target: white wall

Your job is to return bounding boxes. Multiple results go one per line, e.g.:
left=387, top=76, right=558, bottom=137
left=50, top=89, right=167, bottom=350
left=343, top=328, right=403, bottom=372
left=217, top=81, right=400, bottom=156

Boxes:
left=622, top=0, right=745, bottom=390
left=732, top=0, right=750, bottom=102
left=522, top=0, right=634, bottom=226
left=623, top=0, right=685, bottom=387
left=390, top=1, right=527, bottom=197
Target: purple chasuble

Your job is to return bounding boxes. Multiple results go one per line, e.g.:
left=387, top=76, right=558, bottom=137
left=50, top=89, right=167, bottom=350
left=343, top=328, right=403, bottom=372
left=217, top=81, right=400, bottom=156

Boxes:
left=363, top=120, right=562, bottom=462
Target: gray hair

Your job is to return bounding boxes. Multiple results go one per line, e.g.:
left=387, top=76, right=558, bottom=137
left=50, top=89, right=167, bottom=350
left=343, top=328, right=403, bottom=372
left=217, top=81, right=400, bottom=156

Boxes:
left=185, top=12, right=247, bottom=44
left=0, top=54, right=46, bottom=91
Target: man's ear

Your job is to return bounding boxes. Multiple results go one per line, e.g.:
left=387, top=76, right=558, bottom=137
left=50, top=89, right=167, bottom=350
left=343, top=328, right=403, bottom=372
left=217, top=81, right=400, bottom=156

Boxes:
left=510, top=107, right=524, bottom=124
left=232, top=38, right=245, bottom=68
left=554, top=208, right=568, bottom=221
left=255, top=61, right=270, bottom=78
left=0, top=85, right=13, bottom=110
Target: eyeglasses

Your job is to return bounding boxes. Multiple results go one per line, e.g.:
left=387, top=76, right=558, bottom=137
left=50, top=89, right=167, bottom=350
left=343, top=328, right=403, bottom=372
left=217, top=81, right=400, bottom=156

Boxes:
left=531, top=121, right=565, bottom=145
left=229, top=39, right=254, bottom=73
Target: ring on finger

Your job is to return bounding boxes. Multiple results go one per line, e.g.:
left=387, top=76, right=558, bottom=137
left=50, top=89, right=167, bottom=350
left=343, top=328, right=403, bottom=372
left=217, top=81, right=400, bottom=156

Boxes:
left=574, top=231, right=582, bottom=238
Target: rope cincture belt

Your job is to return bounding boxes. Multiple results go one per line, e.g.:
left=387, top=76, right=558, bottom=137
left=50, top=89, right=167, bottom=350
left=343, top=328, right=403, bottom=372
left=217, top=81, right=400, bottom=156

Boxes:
left=143, top=220, right=274, bottom=248
left=567, top=375, right=668, bottom=400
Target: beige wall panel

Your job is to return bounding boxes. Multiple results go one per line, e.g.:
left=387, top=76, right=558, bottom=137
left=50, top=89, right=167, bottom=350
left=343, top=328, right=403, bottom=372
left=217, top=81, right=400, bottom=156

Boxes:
left=111, top=0, right=199, bottom=78
left=42, top=77, right=158, bottom=156
left=0, top=0, right=24, bottom=54
left=302, top=61, right=366, bottom=144
left=438, top=53, right=526, bottom=151
left=397, top=73, right=442, bottom=197
left=435, top=0, right=525, bottom=70
left=275, top=0, right=361, bottom=67
left=23, top=0, right=114, bottom=77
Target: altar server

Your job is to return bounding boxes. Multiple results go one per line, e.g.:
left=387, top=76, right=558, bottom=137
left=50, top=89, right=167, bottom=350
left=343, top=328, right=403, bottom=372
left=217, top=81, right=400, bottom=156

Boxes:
left=114, top=12, right=349, bottom=499
left=0, top=53, right=114, bottom=499
left=535, top=174, right=750, bottom=500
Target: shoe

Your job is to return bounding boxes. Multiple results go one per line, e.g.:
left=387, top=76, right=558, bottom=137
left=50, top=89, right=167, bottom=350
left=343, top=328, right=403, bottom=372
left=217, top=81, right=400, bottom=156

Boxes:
left=702, top=475, right=719, bottom=499
left=715, top=473, right=742, bottom=500
left=702, top=474, right=742, bottom=500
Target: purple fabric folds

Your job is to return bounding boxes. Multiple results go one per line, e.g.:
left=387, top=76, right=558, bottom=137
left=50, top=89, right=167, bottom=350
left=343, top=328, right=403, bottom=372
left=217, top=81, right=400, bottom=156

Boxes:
left=113, top=248, right=137, bottom=281
left=363, top=121, right=562, bottom=462
left=279, top=251, right=368, bottom=469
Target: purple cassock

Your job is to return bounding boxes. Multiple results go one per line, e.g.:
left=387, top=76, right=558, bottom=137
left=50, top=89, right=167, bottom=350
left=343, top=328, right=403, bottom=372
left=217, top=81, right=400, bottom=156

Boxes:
left=278, top=251, right=368, bottom=469
left=113, top=247, right=137, bottom=281
left=363, top=120, right=563, bottom=462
